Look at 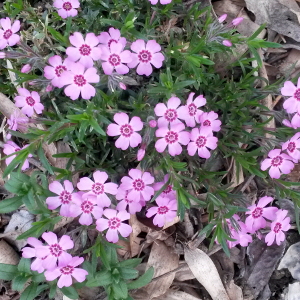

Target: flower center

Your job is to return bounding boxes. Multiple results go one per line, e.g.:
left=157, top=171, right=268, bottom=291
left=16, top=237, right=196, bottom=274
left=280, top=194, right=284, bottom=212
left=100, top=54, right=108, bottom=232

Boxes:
left=196, top=135, right=207, bottom=148
left=108, top=39, right=118, bottom=48
left=165, top=131, right=179, bottom=144
left=294, top=89, right=300, bottom=101
left=14, top=148, right=20, bottom=152
left=3, top=29, right=12, bottom=39
left=49, top=244, right=63, bottom=257
left=120, top=124, right=133, bottom=137
left=133, top=179, right=145, bottom=191
left=79, top=44, right=91, bottom=56
left=252, top=207, right=263, bottom=218
left=55, top=65, right=67, bottom=77
left=163, top=185, right=172, bottom=195
left=74, top=75, right=86, bottom=86
left=288, top=142, right=296, bottom=152
left=60, top=265, right=74, bottom=275
left=92, top=182, right=104, bottom=195
left=157, top=206, right=169, bottom=214
left=124, top=191, right=133, bottom=204
left=271, top=155, right=283, bottom=167
left=273, top=222, right=282, bottom=233
left=164, top=109, right=178, bottom=122
left=108, top=217, right=121, bottom=229
left=59, top=190, right=72, bottom=204
left=26, top=97, right=35, bottom=106
left=138, top=50, right=152, bottom=63
left=81, top=200, right=94, bottom=213
left=108, top=54, right=121, bottom=66
left=203, top=120, right=211, bottom=126
left=188, top=103, right=197, bottom=116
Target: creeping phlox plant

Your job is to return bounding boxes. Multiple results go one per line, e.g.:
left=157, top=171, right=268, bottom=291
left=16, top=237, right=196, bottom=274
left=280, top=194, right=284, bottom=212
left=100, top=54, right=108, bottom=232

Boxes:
left=0, top=0, right=300, bottom=299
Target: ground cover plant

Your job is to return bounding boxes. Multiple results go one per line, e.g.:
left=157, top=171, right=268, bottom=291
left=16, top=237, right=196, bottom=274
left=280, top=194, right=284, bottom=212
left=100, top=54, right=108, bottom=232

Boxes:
left=0, top=0, right=300, bottom=299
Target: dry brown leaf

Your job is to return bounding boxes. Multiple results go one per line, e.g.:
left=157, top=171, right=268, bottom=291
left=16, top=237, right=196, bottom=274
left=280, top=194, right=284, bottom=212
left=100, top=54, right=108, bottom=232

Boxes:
left=226, top=280, right=243, bottom=300
left=0, top=240, right=19, bottom=265
left=153, top=290, right=202, bottom=300
left=53, top=216, right=74, bottom=231
left=174, top=261, right=195, bottom=281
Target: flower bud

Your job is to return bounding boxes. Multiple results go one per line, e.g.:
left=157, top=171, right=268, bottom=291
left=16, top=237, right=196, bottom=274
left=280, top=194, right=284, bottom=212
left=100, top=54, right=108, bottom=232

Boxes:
left=149, top=120, right=157, bottom=128
left=0, top=52, right=5, bottom=59
left=46, top=84, right=53, bottom=92
left=232, top=17, right=243, bottom=26
left=119, top=82, right=126, bottom=90
left=137, top=149, right=145, bottom=161
left=222, top=40, right=232, bottom=47
left=21, top=64, right=31, bottom=74
left=218, top=14, right=227, bottom=23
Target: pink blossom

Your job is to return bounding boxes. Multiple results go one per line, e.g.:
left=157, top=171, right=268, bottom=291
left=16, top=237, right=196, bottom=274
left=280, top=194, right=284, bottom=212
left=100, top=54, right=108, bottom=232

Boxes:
left=282, top=132, right=300, bottom=162
left=128, top=39, right=164, bottom=76
left=265, top=209, right=290, bottom=246
left=199, top=111, right=221, bottom=132
left=218, top=14, right=227, bottom=23
left=245, top=196, right=278, bottom=232
left=77, top=171, right=118, bottom=208
left=100, top=42, right=132, bottom=75
left=282, top=119, right=293, bottom=128
left=120, top=169, right=154, bottom=202
left=231, top=17, right=243, bottom=26
left=46, top=180, right=77, bottom=217
left=261, top=149, right=294, bottom=179
left=98, top=27, right=126, bottom=50
left=137, top=148, right=145, bottom=161
left=177, top=93, right=206, bottom=128
left=149, top=120, right=157, bottom=128
left=148, top=0, right=172, bottom=5
left=3, top=141, right=32, bottom=171
left=14, top=88, right=44, bottom=117
left=187, top=126, right=218, bottom=158
left=46, top=84, right=53, bottom=92
left=153, top=174, right=176, bottom=199
left=44, top=55, right=72, bottom=88
left=35, top=232, right=73, bottom=271
left=119, top=82, right=126, bottom=90
left=281, top=79, right=300, bottom=114
left=66, top=32, right=101, bottom=68
left=116, top=189, right=143, bottom=214
left=53, top=0, right=80, bottom=19
left=223, top=40, right=232, bottom=47
left=21, top=64, right=31, bottom=73
left=107, top=112, right=143, bottom=150
left=0, top=17, right=20, bottom=49
left=45, top=256, right=88, bottom=288
left=6, top=110, right=28, bottom=139
left=96, top=209, right=132, bottom=243
left=60, top=62, right=99, bottom=100
left=146, top=196, right=177, bottom=227
left=155, top=123, right=190, bottom=156
left=0, top=52, right=5, bottom=58
left=291, top=113, right=300, bottom=128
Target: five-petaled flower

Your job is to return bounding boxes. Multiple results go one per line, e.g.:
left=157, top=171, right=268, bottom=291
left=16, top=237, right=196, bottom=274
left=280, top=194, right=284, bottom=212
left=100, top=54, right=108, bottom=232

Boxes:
left=282, top=132, right=300, bottom=162
left=281, top=78, right=300, bottom=114
left=53, top=0, right=80, bottom=19
left=198, top=111, right=221, bottom=132
left=6, top=110, right=28, bottom=140
left=98, top=27, right=126, bottom=50
left=0, top=17, right=20, bottom=49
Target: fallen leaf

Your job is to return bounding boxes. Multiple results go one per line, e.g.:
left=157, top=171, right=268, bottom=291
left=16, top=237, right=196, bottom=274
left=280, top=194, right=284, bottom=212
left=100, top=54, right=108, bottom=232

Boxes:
left=0, top=239, right=19, bottom=265
left=285, top=282, right=300, bottom=300
left=153, top=290, right=202, bottom=300
left=226, top=280, right=243, bottom=300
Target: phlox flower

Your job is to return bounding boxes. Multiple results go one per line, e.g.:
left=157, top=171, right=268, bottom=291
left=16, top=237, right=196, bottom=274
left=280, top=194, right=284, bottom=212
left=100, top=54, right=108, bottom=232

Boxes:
left=119, top=82, right=126, bottom=90
left=128, top=39, right=164, bottom=76
left=231, top=17, right=243, bottom=26
left=107, top=112, right=143, bottom=150
left=265, top=209, right=290, bottom=246
left=120, top=169, right=154, bottom=202
left=155, top=123, right=190, bottom=156
left=187, top=126, right=218, bottom=159
left=137, top=148, right=145, bottom=161
left=35, top=232, right=73, bottom=270
left=281, top=78, right=300, bottom=114
left=261, top=149, right=294, bottom=179
left=283, top=113, right=300, bottom=129
left=60, top=62, right=99, bottom=100
left=245, top=196, right=278, bottom=232
left=21, top=64, right=31, bottom=74
left=77, top=171, right=118, bottom=208
left=45, top=256, right=88, bottom=288
left=199, top=111, right=221, bottom=132
left=98, top=27, right=126, bottom=50
left=146, top=196, right=177, bottom=227
left=282, top=132, right=300, bottom=162
left=0, top=17, right=20, bottom=49
left=14, top=88, right=44, bottom=117
left=116, top=189, right=143, bottom=214
left=6, top=110, right=28, bottom=139
left=149, top=120, right=157, bottom=128
left=100, top=42, right=132, bottom=75
left=96, top=209, right=132, bottom=243
left=222, top=40, right=232, bottom=47
left=148, top=0, right=172, bottom=5
left=46, top=180, right=76, bottom=217
left=3, top=141, right=32, bottom=171
left=218, top=14, right=227, bottom=23
left=154, top=97, right=185, bottom=128
left=53, top=0, right=80, bottom=19
left=153, top=174, right=176, bottom=199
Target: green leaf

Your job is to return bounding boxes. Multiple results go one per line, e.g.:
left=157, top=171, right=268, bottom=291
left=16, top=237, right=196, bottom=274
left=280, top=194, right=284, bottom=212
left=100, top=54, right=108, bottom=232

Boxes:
left=120, top=268, right=138, bottom=280
left=3, top=149, right=29, bottom=178
left=127, top=267, right=154, bottom=290
left=12, top=275, right=30, bottom=291
left=89, top=118, right=106, bottom=136
left=248, top=23, right=266, bottom=40
left=112, top=280, right=128, bottom=299
left=47, top=27, right=68, bottom=45
left=32, top=272, right=46, bottom=283
left=0, top=263, right=18, bottom=280
left=173, top=80, right=196, bottom=91
left=20, top=283, right=38, bottom=300
left=118, top=258, right=142, bottom=268
left=0, top=196, right=23, bottom=213
left=60, top=286, right=79, bottom=300
left=49, top=282, right=57, bottom=299
left=37, top=143, right=54, bottom=175
left=18, top=258, right=32, bottom=274
left=86, top=271, right=112, bottom=287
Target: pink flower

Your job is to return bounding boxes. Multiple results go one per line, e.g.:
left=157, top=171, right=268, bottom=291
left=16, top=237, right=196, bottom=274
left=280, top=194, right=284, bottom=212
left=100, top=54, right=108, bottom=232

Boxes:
left=44, top=55, right=72, bottom=88
left=45, top=256, right=88, bottom=288
left=149, top=120, right=157, bottom=128
left=199, top=111, right=221, bottom=132
left=0, top=17, right=20, bottom=49
left=148, top=0, right=172, bottom=5
left=46, top=84, right=53, bottom=92
left=3, top=141, right=32, bottom=171
left=22, top=237, right=46, bottom=273
left=231, top=17, right=243, bottom=26
left=128, top=39, right=165, bottom=76
left=218, top=14, right=227, bottom=23
left=116, top=189, right=143, bottom=214
left=187, top=126, right=218, bottom=158
left=60, top=62, right=99, bottom=100
left=100, top=42, right=132, bottom=75
left=96, top=209, right=132, bottom=243
left=98, top=27, right=126, bottom=50
left=282, top=132, right=300, bottom=162
left=69, top=192, right=103, bottom=226
left=265, top=209, right=291, bottom=246
left=146, top=196, right=177, bottom=227
left=21, top=64, right=31, bottom=73
left=261, top=149, right=294, bottom=179
left=291, top=113, right=300, bottom=128
left=66, top=32, right=101, bottom=68
left=77, top=171, right=118, bottom=207
left=281, top=79, right=300, bottom=114
left=177, top=93, right=206, bottom=128
left=46, top=180, right=77, bottom=217
left=245, top=196, right=278, bottom=232
left=0, top=52, right=5, bottom=58
left=120, top=169, right=154, bottom=202
left=137, top=148, right=145, bottom=161
left=155, top=123, right=190, bottom=156
left=107, top=112, right=143, bottom=150
left=35, top=232, right=73, bottom=271
left=153, top=174, right=176, bottom=199
left=53, top=0, right=80, bottom=19
left=6, top=110, right=28, bottom=139
left=223, top=40, right=232, bottom=47
left=119, top=82, right=126, bottom=90
left=14, top=88, right=44, bottom=117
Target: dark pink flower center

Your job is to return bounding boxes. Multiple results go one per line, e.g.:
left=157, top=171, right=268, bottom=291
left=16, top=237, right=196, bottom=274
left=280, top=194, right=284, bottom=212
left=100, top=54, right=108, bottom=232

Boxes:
left=203, top=120, right=211, bottom=126
left=109, top=54, right=121, bottom=66
left=60, top=265, right=74, bottom=275
left=55, top=65, right=67, bottom=77
left=79, top=44, right=91, bottom=56
left=165, top=131, right=179, bottom=144
left=92, top=182, right=104, bottom=195
left=164, top=109, right=177, bottom=122
left=74, top=75, right=86, bottom=86
left=41, top=256, right=47, bottom=260
left=188, top=103, right=197, bottom=116
left=62, top=2, right=72, bottom=11
left=120, top=124, right=133, bottom=137
left=108, top=217, right=121, bottom=229
left=271, top=155, right=283, bottom=167
left=133, top=179, right=145, bottom=191
left=157, top=206, right=169, bottom=215
left=273, top=222, right=282, bottom=233
left=252, top=207, right=263, bottom=218
left=81, top=200, right=94, bottom=213
left=59, top=190, right=72, bottom=204
left=3, top=29, right=12, bottom=39
left=124, top=191, right=133, bottom=204
left=26, top=97, right=35, bottom=106
left=49, top=244, right=63, bottom=257
left=138, top=50, right=152, bottom=63
left=196, top=135, right=207, bottom=148
left=14, top=148, right=20, bottom=152
left=163, top=185, right=172, bottom=195
left=294, top=89, right=300, bottom=101
left=108, top=39, right=118, bottom=48
left=288, top=142, right=296, bottom=153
